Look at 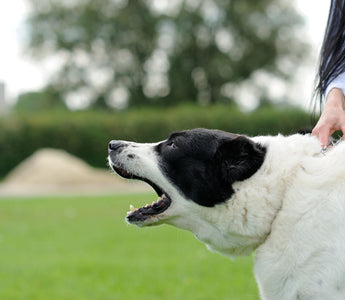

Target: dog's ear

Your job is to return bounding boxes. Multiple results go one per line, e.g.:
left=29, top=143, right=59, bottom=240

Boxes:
left=215, top=136, right=266, bottom=184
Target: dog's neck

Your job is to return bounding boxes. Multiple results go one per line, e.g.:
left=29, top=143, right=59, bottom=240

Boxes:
left=168, top=134, right=321, bottom=258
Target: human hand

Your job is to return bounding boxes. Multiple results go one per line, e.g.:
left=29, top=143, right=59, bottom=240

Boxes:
left=312, top=88, right=345, bottom=147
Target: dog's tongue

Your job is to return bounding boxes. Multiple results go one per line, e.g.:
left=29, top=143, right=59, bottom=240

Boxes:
left=126, top=195, right=171, bottom=223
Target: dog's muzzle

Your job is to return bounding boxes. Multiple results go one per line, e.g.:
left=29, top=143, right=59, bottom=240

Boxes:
left=107, top=139, right=172, bottom=225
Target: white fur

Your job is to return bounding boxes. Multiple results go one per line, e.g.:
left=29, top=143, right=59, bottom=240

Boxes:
left=109, top=134, right=345, bottom=299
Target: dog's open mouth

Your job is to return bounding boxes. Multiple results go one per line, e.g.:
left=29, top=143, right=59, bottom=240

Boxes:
left=111, top=165, right=171, bottom=224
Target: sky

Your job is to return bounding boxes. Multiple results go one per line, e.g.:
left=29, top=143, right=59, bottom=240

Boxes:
left=0, top=0, right=331, bottom=108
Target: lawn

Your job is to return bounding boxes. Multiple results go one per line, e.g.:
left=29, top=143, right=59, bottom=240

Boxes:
left=0, top=194, right=259, bottom=300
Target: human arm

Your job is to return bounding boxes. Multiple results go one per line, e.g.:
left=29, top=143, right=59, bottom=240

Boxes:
left=311, top=0, right=345, bottom=146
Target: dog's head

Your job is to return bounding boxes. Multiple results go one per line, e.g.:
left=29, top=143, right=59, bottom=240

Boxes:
left=108, top=128, right=266, bottom=229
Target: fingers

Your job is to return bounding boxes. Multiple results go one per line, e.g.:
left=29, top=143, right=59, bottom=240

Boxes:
left=312, top=126, right=332, bottom=147
left=341, top=125, right=345, bottom=140
left=312, top=119, right=345, bottom=146
left=312, top=104, right=345, bottom=146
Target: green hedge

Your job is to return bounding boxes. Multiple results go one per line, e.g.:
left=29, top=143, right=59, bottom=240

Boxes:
left=0, top=105, right=312, bottom=177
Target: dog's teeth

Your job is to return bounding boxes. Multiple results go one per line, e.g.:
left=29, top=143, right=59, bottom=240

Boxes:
left=127, top=211, right=131, bottom=216
left=152, top=201, right=156, bottom=205
left=130, top=205, right=136, bottom=212
left=145, top=204, right=150, bottom=208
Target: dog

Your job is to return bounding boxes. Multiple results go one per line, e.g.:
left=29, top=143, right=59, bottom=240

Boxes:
left=108, top=128, right=345, bottom=299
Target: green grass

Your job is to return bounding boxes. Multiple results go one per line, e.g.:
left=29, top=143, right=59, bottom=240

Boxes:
left=0, top=194, right=259, bottom=299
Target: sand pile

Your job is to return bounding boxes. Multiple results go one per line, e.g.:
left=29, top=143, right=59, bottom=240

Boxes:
left=0, top=148, right=149, bottom=197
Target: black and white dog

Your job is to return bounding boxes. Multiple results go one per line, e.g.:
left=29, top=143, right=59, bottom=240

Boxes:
left=108, top=128, right=345, bottom=299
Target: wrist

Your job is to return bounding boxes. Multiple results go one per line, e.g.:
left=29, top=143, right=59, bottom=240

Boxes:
left=326, top=88, right=345, bottom=110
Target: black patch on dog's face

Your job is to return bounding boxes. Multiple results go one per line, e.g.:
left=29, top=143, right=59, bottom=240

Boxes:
left=155, top=128, right=266, bottom=207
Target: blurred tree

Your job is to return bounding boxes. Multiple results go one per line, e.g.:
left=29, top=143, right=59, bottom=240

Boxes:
left=15, top=86, right=67, bottom=112
left=26, top=0, right=308, bottom=109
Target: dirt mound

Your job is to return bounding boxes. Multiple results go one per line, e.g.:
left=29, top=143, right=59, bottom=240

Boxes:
left=0, top=148, right=149, bottom=197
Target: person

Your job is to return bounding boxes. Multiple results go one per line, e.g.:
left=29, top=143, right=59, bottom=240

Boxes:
left=312, top=0, right=345, bottom=147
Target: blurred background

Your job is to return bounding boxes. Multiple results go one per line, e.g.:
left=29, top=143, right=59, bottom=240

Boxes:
left=0, top=0, right=329, bottom=182
left=1, top=0, right=328, bottom=109
left=0, top=0, right=329, bottom=299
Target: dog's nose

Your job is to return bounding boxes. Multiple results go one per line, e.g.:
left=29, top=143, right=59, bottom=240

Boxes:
left=108, top=140, right=124, bottom=153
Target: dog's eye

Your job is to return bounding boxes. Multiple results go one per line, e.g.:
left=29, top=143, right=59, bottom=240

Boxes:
left=167, top=141, right=177, bottom=149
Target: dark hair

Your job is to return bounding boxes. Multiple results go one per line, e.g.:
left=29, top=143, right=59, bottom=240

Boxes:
left=315, top=0, right=345, bottom=105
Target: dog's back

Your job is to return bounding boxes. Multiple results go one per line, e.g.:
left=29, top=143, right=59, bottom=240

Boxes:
left=254, top=140, right=345, bottom=299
